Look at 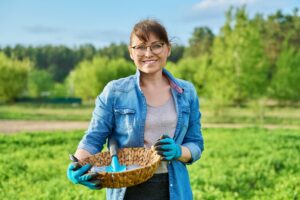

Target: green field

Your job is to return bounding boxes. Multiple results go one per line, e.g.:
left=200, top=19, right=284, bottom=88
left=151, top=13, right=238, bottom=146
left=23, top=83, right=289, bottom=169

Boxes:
left=0, top=128, right=299, bottom=200
left=0, top=104, right=92, bottom=121
left=1, top=104, right=300, bottom=126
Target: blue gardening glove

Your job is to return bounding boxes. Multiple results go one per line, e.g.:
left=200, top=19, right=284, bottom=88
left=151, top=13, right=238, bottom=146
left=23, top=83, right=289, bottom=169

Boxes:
left=67, top=162, right=102, bottom=190
left=154, top=134, right=182, bottom=161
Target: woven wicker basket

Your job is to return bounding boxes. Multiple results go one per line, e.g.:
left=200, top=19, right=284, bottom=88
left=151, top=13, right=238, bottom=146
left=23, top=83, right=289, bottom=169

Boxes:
left=79, top=147, right=161, bottom=188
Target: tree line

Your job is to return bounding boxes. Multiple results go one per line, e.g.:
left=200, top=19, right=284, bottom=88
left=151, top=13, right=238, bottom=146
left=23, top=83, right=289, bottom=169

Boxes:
left=0, top=7, right=299, bottom=112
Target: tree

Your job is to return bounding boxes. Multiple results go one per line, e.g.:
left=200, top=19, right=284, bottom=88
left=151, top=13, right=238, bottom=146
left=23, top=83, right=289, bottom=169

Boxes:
left=45, top=45, right=79, bottom=82
left=0, top=53, right=31, bottom=102
left=27, top=69, right=54, bottom=97
left=205, top=7, right=269, bottom=114
left=166, top=56, right=210, bottom=95
left=78, top=44, right=96, bottom=61
left=50, top=83, right=69, bottom=98
left=98, top=43, right=131, bottom=61
left=184, top=27, right=214, bottom=58
left=67, top=57, right=134, bottom=100
left=169, top=45, right=185, bottom=63
left=67, top=57, right=109, bottom=100
left=268, top=42, right=300, bottom=102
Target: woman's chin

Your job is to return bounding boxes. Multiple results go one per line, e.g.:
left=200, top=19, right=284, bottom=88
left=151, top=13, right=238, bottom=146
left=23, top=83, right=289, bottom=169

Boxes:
left=139, top=65, right=162, bottom=74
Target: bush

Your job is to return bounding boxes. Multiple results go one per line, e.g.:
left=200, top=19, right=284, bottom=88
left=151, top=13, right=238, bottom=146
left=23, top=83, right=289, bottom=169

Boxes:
left=67, top=57, right=134, bottom=101
left=0, top=53, right=31, bottom=102
left=27, top=69, right=54, bottom=97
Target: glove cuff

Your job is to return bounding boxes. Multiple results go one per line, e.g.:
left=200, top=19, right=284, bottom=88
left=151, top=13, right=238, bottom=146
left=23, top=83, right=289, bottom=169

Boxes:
left=175, top=144, right=182, bottom=159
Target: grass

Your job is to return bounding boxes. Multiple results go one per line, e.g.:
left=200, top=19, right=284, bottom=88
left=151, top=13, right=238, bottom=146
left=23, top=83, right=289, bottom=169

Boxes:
left=0, top=104, right=93, bottom=121
left=1, top=103, right=300, bottom=126
left=0, top=128, right=299, bottom=199
left=0, top=130, right=105, bottom=200
left=189, top=128, right=300, bottom=199
left=202, top=106, right=300, bottom=125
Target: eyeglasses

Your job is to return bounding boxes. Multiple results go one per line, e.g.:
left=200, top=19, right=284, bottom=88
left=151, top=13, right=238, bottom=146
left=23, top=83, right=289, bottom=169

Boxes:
left=131, top=42, right=165, bottom=56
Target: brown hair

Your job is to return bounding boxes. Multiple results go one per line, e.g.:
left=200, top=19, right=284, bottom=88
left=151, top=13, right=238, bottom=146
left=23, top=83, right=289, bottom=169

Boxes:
left=130, top=19, right=170, bottom=46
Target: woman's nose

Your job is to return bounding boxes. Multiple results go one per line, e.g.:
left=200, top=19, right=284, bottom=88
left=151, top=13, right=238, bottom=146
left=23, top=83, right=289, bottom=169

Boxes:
left=144, top=47, right=154, bottom=57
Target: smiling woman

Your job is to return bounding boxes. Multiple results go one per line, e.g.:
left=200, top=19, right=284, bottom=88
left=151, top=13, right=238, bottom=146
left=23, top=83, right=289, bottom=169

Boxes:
left=66, top=19, right=204, bottom=200
left=128, top=20, right=171, bottom=76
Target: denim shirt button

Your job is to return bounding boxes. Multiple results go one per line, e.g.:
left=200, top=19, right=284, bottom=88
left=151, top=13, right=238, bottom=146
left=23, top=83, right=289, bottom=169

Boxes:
left=170, top=184, right=173, bottom=187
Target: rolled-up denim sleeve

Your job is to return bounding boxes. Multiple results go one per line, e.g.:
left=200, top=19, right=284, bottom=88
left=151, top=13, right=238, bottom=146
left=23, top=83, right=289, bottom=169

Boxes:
left=182, top=83, right=204, bottom=164
left=77, top=81, right=115, bottom=154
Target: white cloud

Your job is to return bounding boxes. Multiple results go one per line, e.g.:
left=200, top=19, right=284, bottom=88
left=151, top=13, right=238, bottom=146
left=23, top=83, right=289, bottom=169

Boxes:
left=193, top=0, right=258, bottom=10
left=185, top=0, right=295, bottom=35
left=75, top=29, right=129, bottom=43
left=24, top=25, right=65, bottom=34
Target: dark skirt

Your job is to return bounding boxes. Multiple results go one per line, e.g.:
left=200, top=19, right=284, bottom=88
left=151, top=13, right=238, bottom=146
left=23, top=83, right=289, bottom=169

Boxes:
left=124, top=173, right=169, bottom=200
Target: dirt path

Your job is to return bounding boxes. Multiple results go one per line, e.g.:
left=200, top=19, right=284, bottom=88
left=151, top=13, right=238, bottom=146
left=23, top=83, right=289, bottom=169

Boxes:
left=0, top=120, right=89, bottom=134
left=0, top=120, right=299, bottom=134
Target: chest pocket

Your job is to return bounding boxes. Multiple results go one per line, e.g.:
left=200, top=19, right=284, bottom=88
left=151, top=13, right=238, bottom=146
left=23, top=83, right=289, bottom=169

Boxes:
left=114, top=108, right=136, bottom=134
left=181, top=106, right=190, bottom=130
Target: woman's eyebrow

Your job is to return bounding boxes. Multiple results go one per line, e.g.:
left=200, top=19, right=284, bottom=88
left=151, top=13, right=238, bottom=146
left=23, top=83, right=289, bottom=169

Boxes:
left=137, top=41, right=161, bottom=46
left=132, top=40, right=162, bottom=47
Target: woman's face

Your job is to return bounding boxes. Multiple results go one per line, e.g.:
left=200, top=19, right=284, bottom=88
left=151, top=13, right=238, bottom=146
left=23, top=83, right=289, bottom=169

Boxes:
left=129, top=33, right=171, bottom=75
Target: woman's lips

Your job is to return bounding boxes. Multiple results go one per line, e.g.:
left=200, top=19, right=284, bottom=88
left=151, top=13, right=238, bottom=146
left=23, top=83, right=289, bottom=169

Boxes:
left=142, top=60, right=157, bottom=64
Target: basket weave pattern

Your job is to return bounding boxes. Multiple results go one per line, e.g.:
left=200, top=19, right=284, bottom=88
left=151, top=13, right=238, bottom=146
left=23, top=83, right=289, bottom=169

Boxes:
left=79, top=147, right=161, bottom=188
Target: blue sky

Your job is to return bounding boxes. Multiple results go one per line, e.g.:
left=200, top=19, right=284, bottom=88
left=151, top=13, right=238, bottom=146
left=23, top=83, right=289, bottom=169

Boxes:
left=0, top=0, right=299, bottom=47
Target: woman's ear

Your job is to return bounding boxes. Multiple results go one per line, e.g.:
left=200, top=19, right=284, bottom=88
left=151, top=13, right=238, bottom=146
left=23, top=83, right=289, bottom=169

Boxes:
left=167, top=46, right=171, bottom=57
left=128, top=46, right=134, bottom=60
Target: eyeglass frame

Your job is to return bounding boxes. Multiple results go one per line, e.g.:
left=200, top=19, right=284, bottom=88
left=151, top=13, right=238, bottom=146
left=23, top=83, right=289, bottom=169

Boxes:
left=130, top=41, right=165, bottom=55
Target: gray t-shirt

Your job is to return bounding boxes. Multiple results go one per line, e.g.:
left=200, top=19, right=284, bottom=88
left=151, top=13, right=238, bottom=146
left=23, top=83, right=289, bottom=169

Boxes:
left=144, top=94, right=177, bottom=173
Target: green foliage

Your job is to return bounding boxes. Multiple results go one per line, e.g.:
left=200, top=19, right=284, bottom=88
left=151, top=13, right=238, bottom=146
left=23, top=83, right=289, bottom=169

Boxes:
left=106, top=59, right=133, bottom=79
left=67, top=57, right=109, bottom=100
left=184, top=27, right=214, bottom=58
left=0, top=53, right=31, bottom=102
left=0, top=104, right=92, bottom=121
left=190, top=128, right=300, bottom=200
left=98, top=42, right=131, bottom=61
left=204, top=27, right=236, bottom=113
left=166, top=58, right=198, bottom=82
left=0, top=7, right=300, bottom=107
left=0, top=131, right=105, bottom=199
left=1, top=104, right=300, bottom=126
left=45, top=46, right=80, bottom=82
left=268, top=43, right=300, bottom=102
left=50, top=83, right=69, bottom=98
left=168, top=45, right=185, bottom=63
left=0, top=43, right=130, bottom=83
left=205, top=7, right=270, bottom=113
left=166, top=56, right=210, bottom=95
left=77, top=44, right=96, bottom=61
left=27, top=69, right=54, bottom=97
left=259, top=10, right=300, bottom=66
left=0, top=128, right=299, bottom=199
left=67, top=57, right=135, bottom=100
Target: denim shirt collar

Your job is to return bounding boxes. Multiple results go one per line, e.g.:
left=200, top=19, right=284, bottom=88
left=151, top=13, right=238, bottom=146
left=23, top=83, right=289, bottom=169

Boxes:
left=135, top=68, right=184, bottom=94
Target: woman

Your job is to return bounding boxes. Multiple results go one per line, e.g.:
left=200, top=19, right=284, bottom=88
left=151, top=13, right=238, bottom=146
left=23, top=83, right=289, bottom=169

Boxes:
left=67, top=19, right=204, bottom=200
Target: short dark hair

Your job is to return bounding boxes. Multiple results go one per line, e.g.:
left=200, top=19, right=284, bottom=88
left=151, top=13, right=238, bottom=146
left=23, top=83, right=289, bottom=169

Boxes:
left=130, top=19, right=170, bottom=46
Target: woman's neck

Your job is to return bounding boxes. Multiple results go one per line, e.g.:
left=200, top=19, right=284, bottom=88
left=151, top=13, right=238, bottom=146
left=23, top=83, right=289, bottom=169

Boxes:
left=140, top=70, right=169, bottom=88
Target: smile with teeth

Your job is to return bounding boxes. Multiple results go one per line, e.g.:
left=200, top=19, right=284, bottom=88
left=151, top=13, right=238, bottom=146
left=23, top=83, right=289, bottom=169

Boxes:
left=143, top=60, right=157, bottom=64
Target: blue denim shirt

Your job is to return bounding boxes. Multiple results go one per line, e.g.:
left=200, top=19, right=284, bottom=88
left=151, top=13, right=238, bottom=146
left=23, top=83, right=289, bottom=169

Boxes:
left=78, top=68, right=204, bottom=200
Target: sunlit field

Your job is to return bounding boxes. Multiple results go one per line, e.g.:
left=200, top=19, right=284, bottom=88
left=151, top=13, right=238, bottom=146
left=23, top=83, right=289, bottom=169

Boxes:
left=0, top=128, right=299, bottom=200
left=1, top=104, right=300, bottom=127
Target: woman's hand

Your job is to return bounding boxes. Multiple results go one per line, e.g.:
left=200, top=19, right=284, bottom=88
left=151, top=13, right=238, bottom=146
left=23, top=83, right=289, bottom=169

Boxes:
left=67, top=162, right=102, bottom=190
left=154, top=135, right=182, bottom=161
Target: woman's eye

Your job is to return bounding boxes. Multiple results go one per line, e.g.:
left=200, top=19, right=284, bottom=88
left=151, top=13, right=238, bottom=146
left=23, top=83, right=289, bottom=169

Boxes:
left=152, top=44, right=162, bottom=49
left=137, top=46, right=147, bottom=50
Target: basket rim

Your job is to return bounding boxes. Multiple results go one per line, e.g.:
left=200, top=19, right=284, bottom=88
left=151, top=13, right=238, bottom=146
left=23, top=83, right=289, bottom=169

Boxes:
left=80, top=147, right=161, bottom=174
